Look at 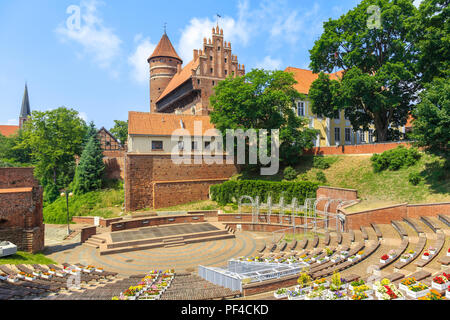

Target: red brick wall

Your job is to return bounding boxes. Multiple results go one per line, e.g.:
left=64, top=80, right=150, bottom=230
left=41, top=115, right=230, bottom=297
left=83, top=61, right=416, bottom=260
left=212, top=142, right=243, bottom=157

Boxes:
left=125, top=154, right=238, bottom=211
left=0, top=168, right=44, bottom=253
left=103, top=150, right=125, bottom=180
left=305, top=141, right=412, bottom=155
left=316, top=186, right=359, bottom=213
left=80, top=226, right=97, bottom=243
left=343, top=202, right=450, bottom=230
left=72, top=216, right=123, bottom=227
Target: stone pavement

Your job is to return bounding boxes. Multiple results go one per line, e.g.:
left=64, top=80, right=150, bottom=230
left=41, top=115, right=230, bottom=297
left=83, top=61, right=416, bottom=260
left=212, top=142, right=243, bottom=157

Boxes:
left=44, top=230, right=270, bottom=276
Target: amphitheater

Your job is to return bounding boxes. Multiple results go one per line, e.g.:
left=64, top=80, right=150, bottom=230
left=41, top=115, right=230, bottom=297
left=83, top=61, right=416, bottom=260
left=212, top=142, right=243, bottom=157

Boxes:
left=0, top=190, right=449, bottom=301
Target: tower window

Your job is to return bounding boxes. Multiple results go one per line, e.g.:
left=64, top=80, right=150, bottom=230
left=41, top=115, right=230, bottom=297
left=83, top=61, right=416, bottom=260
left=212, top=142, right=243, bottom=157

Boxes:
left=197, top=79, right=200, bottom=85
left=212, top=81, right=215, bottom=86
left=224, top=58, right=227, bottom=63
left=218, top=46, right=221, bottom=51
left=210, top=56, right=213, bottom=61
left=224, top=70, right=228, bottom=75
left=210, top=68, right=213, bottom=73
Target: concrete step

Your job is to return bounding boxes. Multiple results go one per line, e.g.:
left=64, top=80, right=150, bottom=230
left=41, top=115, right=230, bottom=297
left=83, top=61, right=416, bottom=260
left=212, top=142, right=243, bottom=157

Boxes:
left=165, top=242, right=186, bottom=248
left=86, top=238, right=106, bottom=245
left=83, top=241, right=99, bottom=249
left=163, top=237, right=184, bottom=243
left=90, top=235, right=106, bottom=243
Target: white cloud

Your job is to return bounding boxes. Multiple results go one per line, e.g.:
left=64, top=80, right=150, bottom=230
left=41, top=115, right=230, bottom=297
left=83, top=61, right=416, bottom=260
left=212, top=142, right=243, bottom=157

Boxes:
left=128, top=35, right=156, bottom=84
left=177, top=1, right=250, bottom=64
left=55, top=0, right=122, bottom=73
left=79, top=112, right=88, bottom=122
left=255, top=56, right=282, bottom=70
left=0, top=119, right=19, bottom=126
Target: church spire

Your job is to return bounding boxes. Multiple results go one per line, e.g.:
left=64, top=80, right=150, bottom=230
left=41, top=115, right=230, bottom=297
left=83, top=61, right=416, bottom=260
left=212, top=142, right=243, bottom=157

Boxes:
left=19, top=83, right=31, bottom=129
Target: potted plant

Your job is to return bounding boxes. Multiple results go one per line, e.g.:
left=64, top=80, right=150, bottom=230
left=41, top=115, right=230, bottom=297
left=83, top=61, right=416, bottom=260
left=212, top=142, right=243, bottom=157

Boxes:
left=41, top=272, right=52, bottom=280
left=313, top=278, right=330, bottom=288
left=324, top=290, right=348, bottom=300
left=418, top=290, right=445, bottom=300
left=296, top=272, right=311, bottom=293
left=352, top=284, right=373, bottom=296
left=288, top=289, right=307, bottom=300
left=447, top=248, right=450, bottom=257
left=351, top=292, right=372, bottom=300
left=374, top=279, right=404, bottom=300
left=446, top=286, right=450, bottom=300
left=340, top=251, right=349, bottom=259
left=380, top=254, right=391, bottom=264
left=428, top=247, right=437, bottom=255
left=431, top=275, right=448, bottom=291
left=274, top=288, right=289, bottom=299
left=400, top=254, right=412, bottom=263
left=350, top=279, right=365, bottom=291
left=406, top=283, right=430, bottom=299
left=331, top=255, right=341, bottom=263
left=422, top=251, right=432, bottom=260
left=388, top=249, right=397, bottom=259
left=329, top=272, right=344, bottom=292
left=305, top=287, right=324, bottom=300
left=356, top=251, right=364, bottom=259
left=24, top=273, right=36, bottom=281
left=400, top=277, right=417, bottom=291
left=6, top=275, right=18, bottom=283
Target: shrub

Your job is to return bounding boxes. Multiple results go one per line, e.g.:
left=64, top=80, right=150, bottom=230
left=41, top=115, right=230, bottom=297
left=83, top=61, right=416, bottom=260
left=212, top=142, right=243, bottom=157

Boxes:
left=210, top=180, right=319, bottom=206
left=371, top=146, right=421, bottom=172
left=408, top=172, right=421, bottom=186
left=283, top=166, right=298, bottom=181
left=313, top=156, right=338, bottom=169
left=316, top=171, right=327, bottom=183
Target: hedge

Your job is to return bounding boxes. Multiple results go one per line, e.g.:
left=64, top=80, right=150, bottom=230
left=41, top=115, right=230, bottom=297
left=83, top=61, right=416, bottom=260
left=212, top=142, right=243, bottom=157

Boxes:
left=210, top=180, right=319, bottom=206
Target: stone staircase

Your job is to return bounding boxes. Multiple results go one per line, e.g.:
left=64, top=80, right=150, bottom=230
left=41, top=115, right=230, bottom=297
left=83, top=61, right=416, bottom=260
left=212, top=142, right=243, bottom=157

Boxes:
left=84, top=235, right=106, bottom=249
left=163, top=236, right=186, bottom=248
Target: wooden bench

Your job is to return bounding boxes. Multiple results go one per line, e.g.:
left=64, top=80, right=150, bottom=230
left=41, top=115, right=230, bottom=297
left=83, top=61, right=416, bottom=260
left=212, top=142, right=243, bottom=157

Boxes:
left=349, top=230, right=355, bottom=243
left=378, top=237, right=409, bottom=270
left=360, top=226, right=369, bottom=241
left=438, top=214, right=450, bottom=227
left=420, top=216, right=440, bottom=233
left=415, top=231, right=445, bottom=268
left=385, top=272, right=405, bottom=282
left=278, top=241, right=288, bottom=252
left=371, top=223, right=383, bottom=240
left=257, top=242, right=266, bottom=253
left=403, top=217, right=424, bottom=235
left=391, top=221, right=408, bottom=239
left=323, top=233, right=330, bottom=246
left=438, top=255, right=450, bottom=266
left=289, top=240, right=298, bottom=251
left=298, top=238, right=308, bottom=250
left=394, top=234, right=426, bottom=269
left=311, top=235, right=319, bottom=248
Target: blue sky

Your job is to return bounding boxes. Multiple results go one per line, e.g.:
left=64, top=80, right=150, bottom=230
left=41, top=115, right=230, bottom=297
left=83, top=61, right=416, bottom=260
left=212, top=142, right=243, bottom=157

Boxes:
left=0, top=0, right=420, bottom=130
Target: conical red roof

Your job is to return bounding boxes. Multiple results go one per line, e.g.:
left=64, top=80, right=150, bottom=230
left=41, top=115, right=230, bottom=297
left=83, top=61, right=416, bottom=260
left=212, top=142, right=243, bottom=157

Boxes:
left=148, top=33, right=182, bottom=63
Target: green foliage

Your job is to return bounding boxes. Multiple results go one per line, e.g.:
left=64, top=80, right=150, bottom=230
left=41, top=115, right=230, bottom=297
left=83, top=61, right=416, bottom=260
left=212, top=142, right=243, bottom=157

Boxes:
left=209, top=69, right=319, bottom=167
left=0, top=131, right=32, bottom=165
left=210, top=180, right=319, bottom=206
left=370, top=146, right=422, bottom=172
left=315, top=171, right=327, bottom=183
left=43, top=185, right=124, bottom=224
left=110, top=120, right=128, bottom=145
left=309, top=0, right=419, bottom=141
left=413, top=0, right=449, bottom=85
left=411, top=78, right=450, bottom=156
left=312, top=156, right=338, bottom=169
left=19, top=107, right=87, bottom=201
left=283, top=166, right=297, bottom=181
left=72, top=135, right=105, bottom=195
left=0, top=251, right=56, bottom=265
left=408, top=172, right=422, bottom=186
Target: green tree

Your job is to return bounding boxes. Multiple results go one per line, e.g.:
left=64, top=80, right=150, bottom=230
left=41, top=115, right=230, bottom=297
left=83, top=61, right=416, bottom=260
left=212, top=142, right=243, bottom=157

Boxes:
left=110, top=120, right=128, bottom=145
left=411, top=78, right=450, bottom=156
left=72, top=134, right=105, bottom=195
left=308, top=0, right=418, bottom=142
left=210, top=69, right=318, bottom=167
left=20, top=107, right=87, bottom=202
left=0, top=130, right=32, bottom=165
left=414, top=0, right=449, bottom=85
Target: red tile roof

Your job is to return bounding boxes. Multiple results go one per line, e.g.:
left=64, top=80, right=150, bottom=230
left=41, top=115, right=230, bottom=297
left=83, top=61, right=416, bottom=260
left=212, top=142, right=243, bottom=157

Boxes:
left=156, top=58, right=200, bottom=103
left=285, top=67, right=344, bottom=95
left=0, top=125, right=19, bottom=137
left=128, top=112, right=217, bottom=136
left=148, top=33, right=182, bottom=62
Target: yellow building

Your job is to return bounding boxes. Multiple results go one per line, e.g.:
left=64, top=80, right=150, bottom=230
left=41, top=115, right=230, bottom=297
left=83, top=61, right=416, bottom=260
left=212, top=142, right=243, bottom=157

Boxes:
left=286, top=67, right=399, bottom=147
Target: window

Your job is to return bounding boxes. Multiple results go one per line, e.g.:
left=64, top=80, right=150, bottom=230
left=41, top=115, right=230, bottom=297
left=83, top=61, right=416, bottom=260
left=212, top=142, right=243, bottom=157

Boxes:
left=345, top=128, right=351, bottom=142
left=334, top=128, right=341, bottom=144
left=296, top=101, right=305, bottom=117
left=152, top=141, right=163, bottom=151
left=368, top=129, right=374, bottom=143
left=204, top=141, right=211, bottom=150
left=224, top=58, right=227, bottom=63
left=191, top=141, right=198, bottom=151
left=210, top=68, right=213, bottom=73
left=210, top=56, right=213, bottom=61
left=224, top=70, right=228, bottom=75
left=218, top=46, right=221, bottom=51
left=178, top=140, right=184, bottom=151
left=212, top=81, right=215, bottom=86
left=360, top=130, right=366, bottom=143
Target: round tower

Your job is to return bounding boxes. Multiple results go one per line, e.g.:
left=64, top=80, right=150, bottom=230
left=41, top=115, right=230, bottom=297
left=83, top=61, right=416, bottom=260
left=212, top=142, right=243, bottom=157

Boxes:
left=148, top=32, right=183, bottom=113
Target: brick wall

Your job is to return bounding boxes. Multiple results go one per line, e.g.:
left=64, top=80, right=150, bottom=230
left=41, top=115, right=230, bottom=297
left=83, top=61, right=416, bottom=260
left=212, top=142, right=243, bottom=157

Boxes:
left=343, top=202, right=450, bottom=230
left=316, top=186, right=359, bottom=213
left=110, top=214, right=205, bottom=232
left=125, top=154, right=238, bottom=211
left=305, top=141, right=412, bottom=155
left=0, top=168, right=44, bottom=253
left=103, top=150, right=125, bottom=180
left=72, top=216, right=123, bottom=227
left=243, top=274, right=299, bottom=296
left=80, top=226, right=97, bottom=243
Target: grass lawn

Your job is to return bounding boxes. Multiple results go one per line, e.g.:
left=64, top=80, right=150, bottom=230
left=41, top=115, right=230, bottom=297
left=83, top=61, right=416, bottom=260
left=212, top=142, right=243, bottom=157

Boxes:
left=0, top=251, right=56, bottom=265
left=284, top=232, right=324, bottom=243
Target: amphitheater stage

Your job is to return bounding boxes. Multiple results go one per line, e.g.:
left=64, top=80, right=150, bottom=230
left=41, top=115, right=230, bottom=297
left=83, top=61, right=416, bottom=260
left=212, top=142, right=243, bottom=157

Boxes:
left=90, top=223, right=236, bottom=255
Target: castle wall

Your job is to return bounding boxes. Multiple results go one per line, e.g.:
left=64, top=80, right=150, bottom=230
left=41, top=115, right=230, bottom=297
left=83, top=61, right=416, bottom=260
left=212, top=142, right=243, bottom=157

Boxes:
left=0, top=168, right=45, bottom=253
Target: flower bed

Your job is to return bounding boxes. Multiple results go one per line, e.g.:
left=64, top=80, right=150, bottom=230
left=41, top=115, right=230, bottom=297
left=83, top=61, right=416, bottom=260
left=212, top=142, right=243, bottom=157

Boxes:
left=313, top=278, right=330, bottom=288
left=351, top=292, right=372, bottom=300
left=288, top=289, right=308, bottom=300
left=431, top=274, right=449, bottom=291
left=406, top=283, right=430, bottom=299
left=418, top=290, right=445, bottom=300
left=373, top=279, right=404, bottom=300
left=446, top=286, right=450, bottom=300
left=340, top=251, right=349, bottom=259
left=274, top=288, right=289, bottom=299
left=399, top=277, right=417, bottom=291
left=380, top=254, right=392, bottom=264
left=422, top=251, right=432, bottom=260
left=347, top=255, right=359, bottom=263
left=331, top=255, right=341, bottom=263
left=349, top=279, right=365, bottom=291
left=324, top=290, right=347, bottom=300
left=447, top=248, right=450, bottom=257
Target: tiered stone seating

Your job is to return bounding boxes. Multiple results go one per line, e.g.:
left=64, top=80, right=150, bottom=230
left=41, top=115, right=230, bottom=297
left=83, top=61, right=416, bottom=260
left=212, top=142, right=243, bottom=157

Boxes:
left=391, top=221, right=408, bottom=239
left=371, top=223, right=383, bottom=240
left=403, top=218, right=425, bottom=235
left=160, top=273, right=240, bottom=300
left=394, top=234, right=427, bottom=269
left=415, top=230, right=446, bottom=268
left=360, top=226, right=369, bottom=241
left=438, top=214, right=450, bottom=227
left=420, top=216, right=440, bottom=233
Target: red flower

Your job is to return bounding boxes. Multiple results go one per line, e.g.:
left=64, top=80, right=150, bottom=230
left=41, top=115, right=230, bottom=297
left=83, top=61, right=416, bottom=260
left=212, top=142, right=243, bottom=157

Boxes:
left=381, top=254, right=390, bottom=260
left=424, top=252, right=430, bottom=256
left=433, top=276, right=445, bottom=284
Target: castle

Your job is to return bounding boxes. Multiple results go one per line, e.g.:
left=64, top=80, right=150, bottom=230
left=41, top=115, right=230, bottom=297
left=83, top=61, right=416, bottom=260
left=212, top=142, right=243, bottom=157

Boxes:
left=149, top=26, right=245, bottom=115
left=0, top=84, right=31, bottom=137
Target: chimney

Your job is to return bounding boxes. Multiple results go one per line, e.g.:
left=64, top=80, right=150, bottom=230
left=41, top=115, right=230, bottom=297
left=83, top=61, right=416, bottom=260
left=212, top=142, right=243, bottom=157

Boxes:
left=193, top=49, right=199, bottom=61
left=177, top=63, right=182, bottom=74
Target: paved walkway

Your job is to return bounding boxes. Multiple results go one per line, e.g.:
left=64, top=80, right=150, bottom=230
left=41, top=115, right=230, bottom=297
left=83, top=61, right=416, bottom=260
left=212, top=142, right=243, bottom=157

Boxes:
left=44, top=230, right=270, bottom=276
